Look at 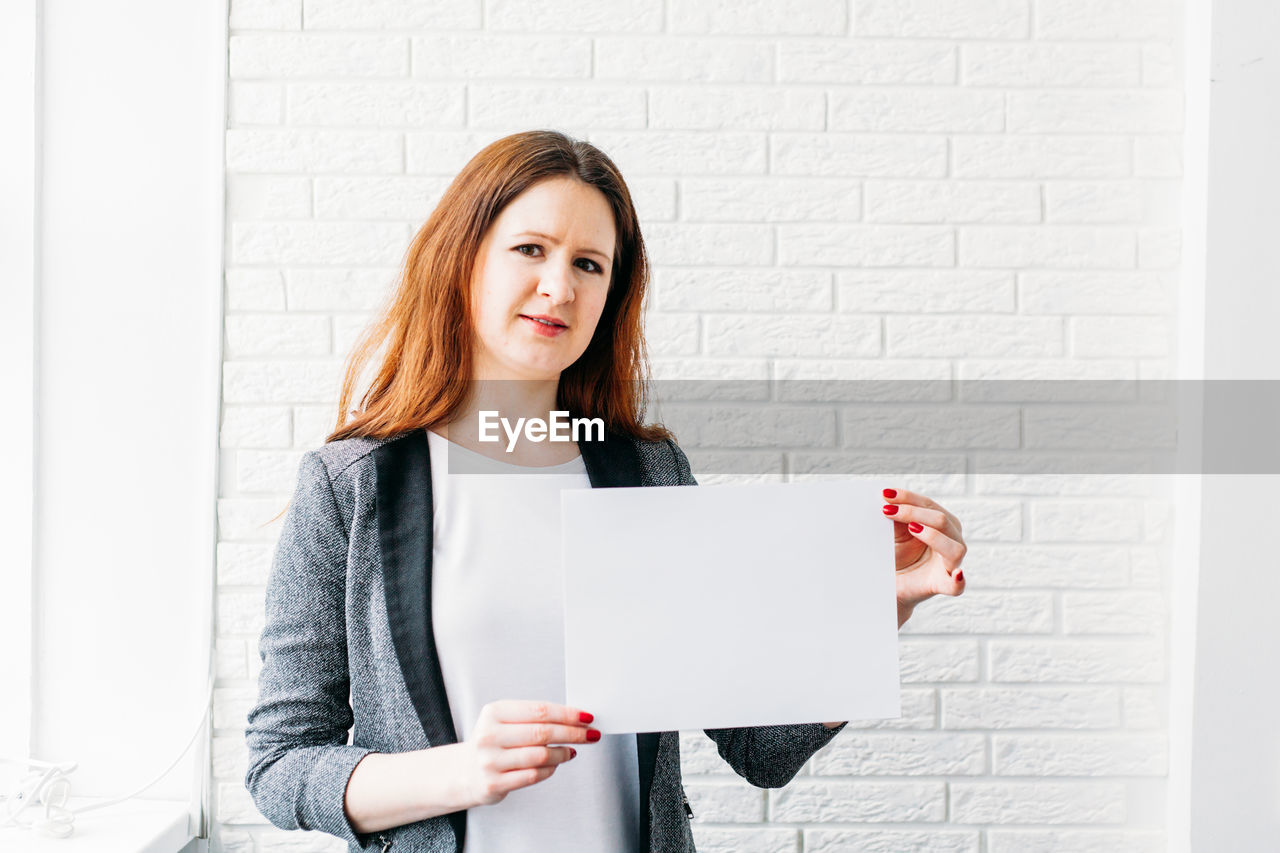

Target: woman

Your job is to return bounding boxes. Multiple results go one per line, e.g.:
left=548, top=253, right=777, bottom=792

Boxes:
left=243, top=130, right=968, bottom=852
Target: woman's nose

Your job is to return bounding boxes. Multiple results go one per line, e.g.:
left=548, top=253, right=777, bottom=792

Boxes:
left=537, top=267, right=575, bottom=303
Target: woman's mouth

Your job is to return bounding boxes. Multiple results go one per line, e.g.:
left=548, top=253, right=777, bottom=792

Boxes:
left=520, top=315, right=568, bottom=337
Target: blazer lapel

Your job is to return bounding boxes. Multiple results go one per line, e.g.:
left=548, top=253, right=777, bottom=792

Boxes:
left=373, top=427, right=468, bottom=848
left=374, top=425, right=657, bottom=853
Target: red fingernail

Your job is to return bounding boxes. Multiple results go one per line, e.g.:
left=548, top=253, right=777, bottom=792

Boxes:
left=579, top=711, right=594, bottom=723
left=956, top=570, right=964, bottom=583
left=569, top=748, right=577, bottom=758
left=908, top=521, right=923, bottom=533
left=883, top=489, right=896, bottom=499
left=882, top=504, right=898, bottom=515
left=586, top=729, right=601, bottom=742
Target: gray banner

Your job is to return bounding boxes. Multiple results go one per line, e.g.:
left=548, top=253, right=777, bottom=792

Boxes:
left=436, top=380, right=1280, bottom=476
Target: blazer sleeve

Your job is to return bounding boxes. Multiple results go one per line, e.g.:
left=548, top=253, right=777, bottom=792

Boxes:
left=243, top=449, right=379, bottom=848
left=665, top=437, right=851, bottom=789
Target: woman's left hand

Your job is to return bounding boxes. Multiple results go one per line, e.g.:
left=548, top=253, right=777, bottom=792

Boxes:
left=882, top=487, right=967, bottom=613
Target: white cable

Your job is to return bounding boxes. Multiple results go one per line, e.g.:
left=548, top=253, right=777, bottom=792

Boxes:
left=0, top=671, right=216, bottom=840
left=0, top=757, right=77, bottom=839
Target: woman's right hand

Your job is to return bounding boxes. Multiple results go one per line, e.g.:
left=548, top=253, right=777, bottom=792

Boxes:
left=455, top=700, right=600, bottom=807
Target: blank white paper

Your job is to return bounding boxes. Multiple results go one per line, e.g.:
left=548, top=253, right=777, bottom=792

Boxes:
left=561, top=479, right=901, bottom=734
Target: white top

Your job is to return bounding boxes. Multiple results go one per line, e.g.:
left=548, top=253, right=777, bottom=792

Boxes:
left=427, top=430, right=641, bottom=853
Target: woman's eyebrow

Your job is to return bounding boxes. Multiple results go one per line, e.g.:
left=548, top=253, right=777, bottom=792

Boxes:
left=513, top=230, right=611, bottom=262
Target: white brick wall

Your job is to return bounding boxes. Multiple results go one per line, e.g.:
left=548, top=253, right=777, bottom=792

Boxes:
left=217, top=0, right=1183, bottom=850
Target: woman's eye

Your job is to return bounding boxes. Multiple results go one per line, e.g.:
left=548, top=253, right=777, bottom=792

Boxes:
left=515, top=244, right=604, bottom=274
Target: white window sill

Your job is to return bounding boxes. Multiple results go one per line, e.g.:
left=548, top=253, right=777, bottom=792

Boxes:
left=0, top=797, right=192, bottom=852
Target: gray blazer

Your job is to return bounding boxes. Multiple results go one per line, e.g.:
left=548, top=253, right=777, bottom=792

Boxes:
left=244, top=425, right=848, bottom=852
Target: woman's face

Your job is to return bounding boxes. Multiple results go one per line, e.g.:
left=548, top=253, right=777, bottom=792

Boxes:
left=468, top=176, right=616, bottom=382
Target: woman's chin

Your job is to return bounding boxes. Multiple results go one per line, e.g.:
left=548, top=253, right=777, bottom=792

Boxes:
left=474, top=342, right=588, bottom=382
left=509, top=351, right=584, bottom=379
left=490, top=360, right=568, bottom=382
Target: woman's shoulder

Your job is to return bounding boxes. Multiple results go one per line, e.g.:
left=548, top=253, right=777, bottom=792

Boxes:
left=308, top=432, right=405, bottom=483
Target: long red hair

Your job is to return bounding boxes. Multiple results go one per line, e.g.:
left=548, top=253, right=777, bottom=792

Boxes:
left=328, top=129, right=671, bottom=447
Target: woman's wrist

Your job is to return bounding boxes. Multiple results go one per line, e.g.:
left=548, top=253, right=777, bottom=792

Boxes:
left=345, top=744, right=475, bottom=835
